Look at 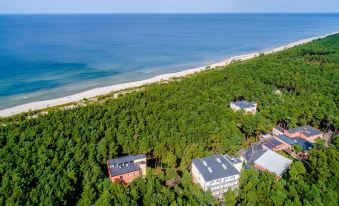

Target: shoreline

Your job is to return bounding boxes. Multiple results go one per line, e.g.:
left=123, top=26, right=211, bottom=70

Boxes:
left=0, top=31, right=338, bottom=117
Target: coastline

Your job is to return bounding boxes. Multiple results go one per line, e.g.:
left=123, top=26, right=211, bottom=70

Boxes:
left=0, top=31, right=338, bottom=117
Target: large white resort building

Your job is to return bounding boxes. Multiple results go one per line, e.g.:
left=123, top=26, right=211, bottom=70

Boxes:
left=192, top=154, right=242, bottom=199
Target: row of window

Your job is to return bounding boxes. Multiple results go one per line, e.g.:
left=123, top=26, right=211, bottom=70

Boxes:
left=209, top=181, right=238, bottom=191
left=207, top=175, right=238, bottom=186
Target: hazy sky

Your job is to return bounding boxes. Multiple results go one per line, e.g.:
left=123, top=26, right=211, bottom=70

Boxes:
left=0, top=0, right=339, bottom=14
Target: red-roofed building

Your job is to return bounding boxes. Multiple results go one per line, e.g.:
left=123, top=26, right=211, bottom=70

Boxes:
left=273, top=125, right=323, bottom=144
left=283, top=125, right=323, bottom=143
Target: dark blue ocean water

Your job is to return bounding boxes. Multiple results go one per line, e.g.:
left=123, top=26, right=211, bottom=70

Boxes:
left=1, top=13, right=339, bottom=109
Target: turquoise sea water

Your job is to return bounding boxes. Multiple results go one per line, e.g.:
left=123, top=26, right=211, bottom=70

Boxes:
left=0, top=13, right=339, bottom=109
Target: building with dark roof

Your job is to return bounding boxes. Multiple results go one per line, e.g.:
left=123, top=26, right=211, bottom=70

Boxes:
left=192, top=154, right=242, bottom=199
left=240, top=142, right=266, bottom=169
left=230, top=100, right=257, bottom=114
left=262, top=138, right=287, bottom=151
left=275, top=134, right=313, bottom=151
left=285, top=125, right=323, bottom=143
left=271, top=125, right=322, bottom=153
left=107, top=154, right=146, bottom=184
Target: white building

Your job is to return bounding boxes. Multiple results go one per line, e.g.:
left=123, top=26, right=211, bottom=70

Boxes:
left=192, top=154, right=242, bottom=199
left=272, top=127, right=284, bottom=136
left=230, top=101, right=257, bottom=114
left=253, top=149, right=292, bottom=177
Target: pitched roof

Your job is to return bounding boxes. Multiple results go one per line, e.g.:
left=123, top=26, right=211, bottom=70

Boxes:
left=274, top=127, right=284, bottom=133
left=254, top=150, right=292, bottom=176
left=276, top=134, right=313, bottom=151
left=232, top=101, right=257, bottom=109
left=241, top=143, right=266, bottom=169
left=108, top=154, right=146, bottom=166
left=109, top=164, right=140, bottom=177
left=263, top=138, right=284, bottom=150
left=107, top=154, right=146, bottom=177
left=192, top=154, right=240, bottom=182
left=288, top=125, right=322, bottom=137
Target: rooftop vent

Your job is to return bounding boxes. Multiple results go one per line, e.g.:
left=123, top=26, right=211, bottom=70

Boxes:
left=216, top=157, right=221, bottom=163
left=208, top=167, right=213, bottom=173
left=222, top=164, right=227, bottom=170
left=202, top=160, right=208, bottom=167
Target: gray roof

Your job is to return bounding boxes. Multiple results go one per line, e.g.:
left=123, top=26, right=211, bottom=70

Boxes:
left=108, top=154, right=146, bottom=166
left=232, top=101, right=256, bottom=109
left=263, top=138, right=284, bottom=150
left=254, top=150, right=292, bottom=176
left=241, top=143, right=267, bottom=169
left=276, top=134, right=313, bottom=151
left=192, top=154, right=240, bottom=182
left=107, top=154, right=146, bottom=177
left=109, top=164, right=139, bottom=177
left=288, top=125, right=322, bottom=137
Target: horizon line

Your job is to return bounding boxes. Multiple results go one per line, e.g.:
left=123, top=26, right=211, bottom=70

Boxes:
left=1, top=12, right=339, bottom=15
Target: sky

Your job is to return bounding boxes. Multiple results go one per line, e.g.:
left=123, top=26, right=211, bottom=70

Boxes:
left=0, top=0, right=339, bottom=14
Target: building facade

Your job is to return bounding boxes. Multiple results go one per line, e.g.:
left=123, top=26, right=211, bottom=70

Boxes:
left=192, top=154, right=242, bottom=199
left=107, top=154, right=146, bottom=185
left=230, top=101, right=257, bottom=114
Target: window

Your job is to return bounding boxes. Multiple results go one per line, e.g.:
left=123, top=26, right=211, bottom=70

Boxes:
left=202, top=161, right=207, bottom=166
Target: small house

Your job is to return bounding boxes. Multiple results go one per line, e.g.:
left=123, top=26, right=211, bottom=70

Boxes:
left=107, top=154, right=146, bottom=185
left=230, top=100, right=257, bottom=114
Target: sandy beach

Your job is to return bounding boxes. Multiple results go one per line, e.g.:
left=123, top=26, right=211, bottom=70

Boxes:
left=0, top=31, right=338, bottom=117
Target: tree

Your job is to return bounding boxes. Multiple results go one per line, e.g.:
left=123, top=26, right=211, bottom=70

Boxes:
left=313, top=138, right=325, bottom=149
left=292, top=144, right=302, bottom=154
left=224, top=190, right=237, bottom=206
left=288, top=161, right=306, bottom=181
left=1, top=33, right=339, bottom=205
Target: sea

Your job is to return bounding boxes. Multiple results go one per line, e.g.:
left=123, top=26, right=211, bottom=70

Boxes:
left=1, top=13, right=339, bottom=109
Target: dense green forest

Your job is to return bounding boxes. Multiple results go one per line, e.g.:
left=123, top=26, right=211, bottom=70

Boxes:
left=0, top=34, right=338, bottom=205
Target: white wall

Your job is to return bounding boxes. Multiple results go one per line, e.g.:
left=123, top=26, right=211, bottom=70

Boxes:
left=230, top=102, right=256, bottom=114
left=192, top=163, right=207, bottom=191
left=272, top=128, right=283, bottom=136
left=233, top=162, right=243, bottom=172
left=230, top=103, right=241, bottom=111
left=134, top=157, right=147, bottom=176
